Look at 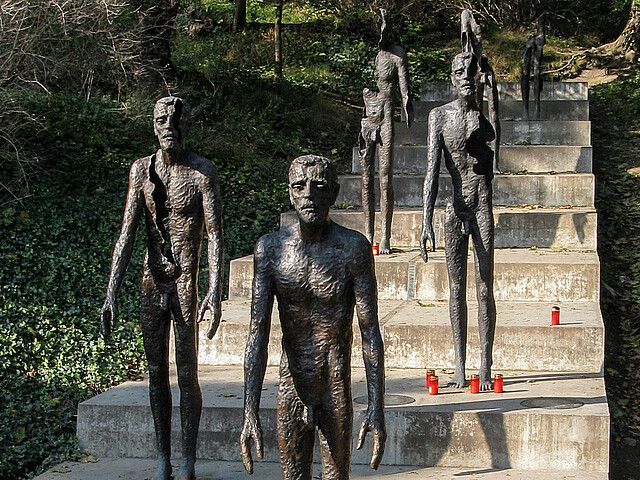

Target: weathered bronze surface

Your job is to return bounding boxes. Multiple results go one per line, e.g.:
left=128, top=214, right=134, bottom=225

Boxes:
left=421, top=53, right=497, bottom=392
left=358, top=9, right=413, bottom=254
left=241, top=155, right=386, bottom=479
left=101, top=97, right=223, bottom=480
left=461, top=9, right=500, bottom=173
left=522, top=16, right=545, bottom=120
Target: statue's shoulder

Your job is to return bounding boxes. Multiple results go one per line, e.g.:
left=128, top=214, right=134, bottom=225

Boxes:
left=254, top=229, right=286, bottom=263
left=186, top=152, right=218, bottom=178
left=128, top=154, right=154, bottom=183
left=333, top=222, right=370, bottom=252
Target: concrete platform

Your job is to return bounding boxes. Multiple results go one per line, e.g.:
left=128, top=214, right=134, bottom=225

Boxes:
left=405, top=100, right=590, bottom=122
left=34, top=458, right=608, bottom=480
left=280, top=207, right=597, bottom=250
left=420, top=82, right=588, bottom=102
left=351, top=145, right=593, bottom=174
left=76, top=365, right=609, bottom=472
left=188, top=299, right=603, bottom=372
left=229, top=249, right=599, bottom=302
left=335, top=173, right=595, bottom=208
left=393, top=120, right=591, bottom=147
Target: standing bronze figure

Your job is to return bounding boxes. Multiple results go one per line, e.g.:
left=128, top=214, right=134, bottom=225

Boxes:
left=240, top=155, right=386, bottom=479
left=420, top=53, right=497, bottom=391
left=460, top=9, right=500, bottom=173
left=522, top=16, right=545, bottom=121
left=101, top=97, right=224, bottom=480
left=358, top=8, right=413, bottom=254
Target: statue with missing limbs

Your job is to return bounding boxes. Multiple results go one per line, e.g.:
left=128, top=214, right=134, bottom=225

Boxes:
left=240, top=155, right=386, bottom=479
left=460, top=9, right=500, bottom=173
left=358, top=8, right=413, bottom=254
left=522, top=16, right=545, bottom=121
left=420, top=52, right=497, bottom=391
left=101, top=97, right=223, bottom=480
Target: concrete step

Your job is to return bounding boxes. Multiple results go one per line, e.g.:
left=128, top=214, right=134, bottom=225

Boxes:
left=351, top=145, right=592, bottom=174
left=76, top=365, right=609, bottom=473
left=34, top=458, right=609, bottom=480
left=229, top=249, right=599, bottom=302
left=335, top=173, right=595, bottom=208
left=280, top=207, right=597, bottom=250
left=405, top=100, right=589, bottom=122
left=394, top=120, right=591, bottom=147
left=420, top=82, right=588, bottom=101
left=190, top=300, right=603, bottom=373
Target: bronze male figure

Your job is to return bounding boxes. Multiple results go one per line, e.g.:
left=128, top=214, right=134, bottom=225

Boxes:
left=522, top=16, right=545, bottom=121
left=358, top=8, right=413, bottom=254
left=421, top=53, right=497, bottom=391
left=101, top=97, right=223, bottom=480
left=240, top=155, right=385, bottom=479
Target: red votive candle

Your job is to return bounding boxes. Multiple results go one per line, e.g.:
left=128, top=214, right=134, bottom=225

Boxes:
left=551, top=305, right=560, bottom=326
left=426, top=369, right=435, bottom=389
left=470, top=374, right=480, bottom=394
left=494, top=374, right=504, bottom=393
left=429, top=375, right=439, bottom=395
left=372, top=244, right=379, bottom=256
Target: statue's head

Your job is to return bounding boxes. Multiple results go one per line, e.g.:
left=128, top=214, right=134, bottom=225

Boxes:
left=451, top=52, right=477, bottom=100
left=289, top=155, right=339, bottom=227
left=378, top=8, right=391, bottom=48
left=153, top=96, right=191, bottom=152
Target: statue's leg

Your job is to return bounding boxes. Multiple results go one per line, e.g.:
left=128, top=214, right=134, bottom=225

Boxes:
left=521, top=46, right=533, bottom=121
left=486, top=68, right=501, bottom=173
left=277, top=355, right=315, bottom=480
left=173, top=277, right=202, bottom=480
left=358, top=132, right=376, bottom=245
left=444, top=203, right=469, bottom=388
left=533, top=50, right=543, bottom=120
left=470, top=208, right=496, bottom=391
left=378, top=104, right=394, bottom=255
left=317, top=376, right=352, bottom=480
left=140, top=270, right=173, bottom=480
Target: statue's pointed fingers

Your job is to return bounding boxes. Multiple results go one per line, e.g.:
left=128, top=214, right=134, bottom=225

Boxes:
left=240, top=436, right=254, bottom=474
left=370, top=430, right=385, bottom=470
left=356, top=421, right=368, bottom=450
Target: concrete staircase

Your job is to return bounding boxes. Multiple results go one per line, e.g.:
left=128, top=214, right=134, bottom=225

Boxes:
left=75, top=82, right=609, bottom=479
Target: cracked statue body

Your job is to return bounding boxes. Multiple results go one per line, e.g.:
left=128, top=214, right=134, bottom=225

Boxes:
left=421, top=52, right=497, bottom=391
left=101, top=97, right=223, bottom=480
left=240, top=155, right=386, bottom=480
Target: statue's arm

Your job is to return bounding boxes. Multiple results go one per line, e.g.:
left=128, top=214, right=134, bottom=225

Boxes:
left=352, top=239, right=386, bottom=470
left=397, top=50, right=414, bottom=128
left=421, top=109, right=442, bottom=262
left=199, top=163, right=224, bottom=339
left=240, top=236, right=274, bottom=474
left=101, top=160, right=144, bottom=338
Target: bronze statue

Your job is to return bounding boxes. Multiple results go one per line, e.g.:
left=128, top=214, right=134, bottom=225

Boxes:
left=240, top=155, right=386, bottom=479
left=460, top=9, right=500, bottom=173
left=358, top=8, right=413, bottom=254
left=100, top=97, right=223, bottom=480
left=420, top=52, right=497, bottom=391
left=522, top=16, right=545, bottom=121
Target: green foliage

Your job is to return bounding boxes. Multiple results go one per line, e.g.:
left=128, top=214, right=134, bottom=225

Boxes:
left=591, top=73, right=640, bottom=455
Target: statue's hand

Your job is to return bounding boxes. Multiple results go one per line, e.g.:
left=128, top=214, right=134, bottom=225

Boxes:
left=356, top=406, right=386, bottom=470
left=100, top=295, right=118, bottom=340
left=240, top=413, right=263, bottom=475
left=197, top=290, right=222, bottom=339
left=420, top=225, right=436, bottom=263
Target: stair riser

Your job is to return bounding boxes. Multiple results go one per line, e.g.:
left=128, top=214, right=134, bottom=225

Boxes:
left=351, top=146, right=592, bottom=174
left=281, top=210, right=597, bottom=250
left=420, top=82, right=588, bottom=101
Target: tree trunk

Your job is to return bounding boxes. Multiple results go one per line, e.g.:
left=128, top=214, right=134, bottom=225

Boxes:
left=274, top=0, right=283, bottom=80
left=608, top=1, right=640, bottom=54
left=232, top=0, right=246, bottom=32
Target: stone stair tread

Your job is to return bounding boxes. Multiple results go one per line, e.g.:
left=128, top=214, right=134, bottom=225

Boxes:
left=77, top=365, right=609, bottom=471
left=34, top=458, right=608, bottom=480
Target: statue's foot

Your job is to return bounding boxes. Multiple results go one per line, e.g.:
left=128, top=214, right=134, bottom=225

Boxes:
left=177, top=458, right=196, bottom=480
left=493, top=165, right=501, bottom=174
left=447, top=374, right=466, bottom=388
left=152, top=458, right=172, bottom=480
left=379, top=238, right=391, bottom=255
left=479, top=368, right=493, bottom=392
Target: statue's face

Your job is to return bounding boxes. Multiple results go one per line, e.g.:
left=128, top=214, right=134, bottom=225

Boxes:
left=289, top=163, right=338, bottom=227
left=153, top=98, right=189, bottom=152
left=451, top=53, right=477, bottom=99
